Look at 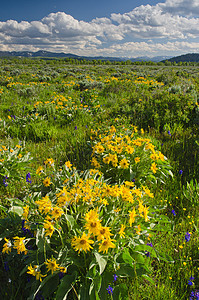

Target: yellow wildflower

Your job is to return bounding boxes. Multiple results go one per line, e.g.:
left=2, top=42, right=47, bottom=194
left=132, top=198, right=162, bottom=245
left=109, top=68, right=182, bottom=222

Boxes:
left=2, top=238, right=12, bottom=254
left=36, top=166, right=43, bottom=175
left=27, top=265, right=46, bottom=281
left=119, top=224, right=126, bottom=238
left=98, top=238, right=116, bottom=254
left=22, top=205, right=29, bottom=220
left=119, top=158, right=129, bottom=169
left=43, top=177, right=52, bottom=187
left=97, top=226, right=113, bottom=241
left=151, top=162, right=157, bottom=173
left=129, top=208, right=136, bottom=226
left=43, top=220, right=54, bottom=237
left=134, top=157, right=140, bottom=164
left=13, top=237, right=27, bottom=254
left=71, top=232, right=94, bottom=254
left=45, top=258, right=60, bottom=274
left=65, top=161, right=72, bottom=169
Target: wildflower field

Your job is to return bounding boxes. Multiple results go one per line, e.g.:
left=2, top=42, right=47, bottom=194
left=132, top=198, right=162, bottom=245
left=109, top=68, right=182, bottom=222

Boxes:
left=0, top=58, right=199, bottom=300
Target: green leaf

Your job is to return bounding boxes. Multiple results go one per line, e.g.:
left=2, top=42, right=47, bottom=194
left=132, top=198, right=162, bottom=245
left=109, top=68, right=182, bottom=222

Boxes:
left=0, top=205, right=7, bottom=213
left=8, top=205, right=23, bottom=216
left=94, top=252, right=107, bottom=275
left=122, top=250, right=134, bottom=265
left=64, top=214, right=75, bottom=230
left=99, top=271, right=113, bottom=300
left=41, top=273, right=60, bottom=298
left=142, top=274, right=155, bottom=285
left=134, top=245, right=158, bottom=259
left=113, top=284, right=129, bottom=300
left=116, top=264, right=136, bottom=277
left=89, top=280, right=101, bottom=300
left=55, top=271, right=77, bottom=300
left=79, top=284, right=90, bottom=300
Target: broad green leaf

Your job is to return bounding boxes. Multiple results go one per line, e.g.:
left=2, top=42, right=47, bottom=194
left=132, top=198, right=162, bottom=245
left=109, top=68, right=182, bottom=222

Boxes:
left=64, top=214, right=75, bottom=230
left=55, top=271, right=77, bottom=300
left=8, top=205, right=23, bottom=216
left=78, top=284, right=90, bottom=300
left=113, top=284, right=129, bottom=300
left=122, top=250, right=134, bottom=265
left=116, top=264, right=136, bottom=277
left=41, top=274, right=60, bottom=299
left=94, top=252, right=107, bottom=275
left=99, top=271, right=113, bottom=300
left=142, top=274, right=155, bottom=285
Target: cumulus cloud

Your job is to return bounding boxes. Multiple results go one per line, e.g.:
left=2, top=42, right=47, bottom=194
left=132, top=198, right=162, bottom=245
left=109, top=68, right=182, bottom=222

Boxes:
left=159, top=0, right=199, bottom=16
left=108, top=40, right=199, bottom=57
left=0, top=0, right=198, bottom=57
left=111, top=3, right=199, bottom=39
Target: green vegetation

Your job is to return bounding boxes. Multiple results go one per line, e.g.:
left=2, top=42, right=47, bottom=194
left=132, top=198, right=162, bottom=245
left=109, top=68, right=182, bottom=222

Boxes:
left=0, top=58, right=198, bottom=300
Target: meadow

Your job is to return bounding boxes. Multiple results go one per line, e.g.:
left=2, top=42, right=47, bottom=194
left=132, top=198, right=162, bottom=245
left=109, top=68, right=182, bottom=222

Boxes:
left=0, top=58, right=198, bottom=300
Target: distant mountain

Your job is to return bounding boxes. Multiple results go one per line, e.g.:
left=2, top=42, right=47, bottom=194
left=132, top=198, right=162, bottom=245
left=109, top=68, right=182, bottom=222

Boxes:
left=0, top=50, right=80, bottom=59
left=129, top=55, right=172, bottom=62
left=0, top=50, right=123, bottom=61
left=0, top=50, right=172, bottom=62
left=163, top=53, right=199, bottom=63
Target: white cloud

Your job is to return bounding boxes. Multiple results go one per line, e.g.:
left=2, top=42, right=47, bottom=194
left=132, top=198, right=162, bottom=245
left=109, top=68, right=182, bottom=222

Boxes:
left=111, top=4, right=199, bottom=39
left=159, top=0, right=199, bottom=16
left=0, top=1, right=198, bottom=57
left=108, top=40, right=199, bottom=57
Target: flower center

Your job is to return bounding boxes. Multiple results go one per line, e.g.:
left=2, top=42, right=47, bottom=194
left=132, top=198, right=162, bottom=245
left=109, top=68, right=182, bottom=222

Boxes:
left=80, top=239, right=86, bottom=245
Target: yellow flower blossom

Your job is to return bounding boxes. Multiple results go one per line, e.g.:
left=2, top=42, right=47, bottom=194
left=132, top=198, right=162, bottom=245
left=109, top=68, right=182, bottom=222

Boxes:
left=36, top=166, right=43, bottom=175
left=98, top=238, right=116, bottom=254
left=65, top=161, right=72, bottom=169
left=85, top=220, right=102, bottom=236
left=27, top=265, right=46, bottom=281
left=2, top=238, right=12, bottom=254
left=45, top=258, right=60, bottom=274
left=13, top=236, right=27, bottom=254
left=50, top=206, right=63, bottom=220
left=43, top=177, right=52, bottom=187
left=151, top=162, right=157, bottom=173
left=43, top=220, right=55, bottom=237
left=119, top=224, right=126, bottom=238
left=22, top=205, right=29, bottom=220
left=129, top=208, right=136, bottom=226
left=119, top=158, right=129, bottom=169
left=134, top=157, right=140, bottom=164
left=97, top=226, right=113, bottom=241
left=71, top=232, right=94, bottom=254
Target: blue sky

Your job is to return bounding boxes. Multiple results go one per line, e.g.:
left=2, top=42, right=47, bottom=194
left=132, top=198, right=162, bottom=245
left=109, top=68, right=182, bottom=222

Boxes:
left=0, top=0, right=199, bottom=58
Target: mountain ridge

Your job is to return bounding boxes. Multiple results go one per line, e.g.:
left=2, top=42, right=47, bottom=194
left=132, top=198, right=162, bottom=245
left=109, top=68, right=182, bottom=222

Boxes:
left=0, top=50, right=172, bottom=62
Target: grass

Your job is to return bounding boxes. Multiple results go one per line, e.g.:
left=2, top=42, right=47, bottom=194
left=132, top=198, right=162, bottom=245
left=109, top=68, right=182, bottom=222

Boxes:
left=0, top=59, right=198, bottom=299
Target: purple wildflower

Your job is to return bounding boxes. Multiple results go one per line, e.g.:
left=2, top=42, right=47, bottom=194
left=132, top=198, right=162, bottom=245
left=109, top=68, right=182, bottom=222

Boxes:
left=113, top=274, right=118, bottom=282
left=185, top=232, right=191, bottom=242
left=26, top=173, right=32, bottom=184
left=106, top=285, right=113, bottom=295
left=3, top=176, right=8, bottom=187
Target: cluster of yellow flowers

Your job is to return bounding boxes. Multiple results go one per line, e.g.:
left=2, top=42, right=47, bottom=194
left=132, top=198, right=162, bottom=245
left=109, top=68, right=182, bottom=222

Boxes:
left=7, top=81, right=50, bottom=88
left=91, top=125, right=165, bottom=180
left=134, top=76, right=164, bottom=87
left=2, top=237, right=27, bottom=255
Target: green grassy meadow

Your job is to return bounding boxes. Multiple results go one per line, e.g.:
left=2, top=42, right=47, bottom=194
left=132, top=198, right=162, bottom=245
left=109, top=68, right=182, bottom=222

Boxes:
left=0, top=58, right=199, bottom=300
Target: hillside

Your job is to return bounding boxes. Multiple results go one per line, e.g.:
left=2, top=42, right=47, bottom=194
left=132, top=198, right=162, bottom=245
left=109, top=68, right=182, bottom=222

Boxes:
left=0, top=50, right=171, bottom=62
left=164, top=53, right=199, bottom=63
